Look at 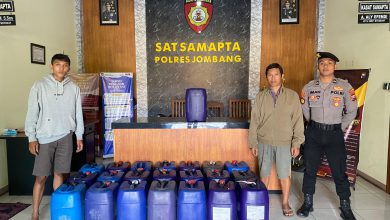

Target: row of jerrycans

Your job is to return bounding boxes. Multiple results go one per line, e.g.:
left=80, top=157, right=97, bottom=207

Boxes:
left=51, top=160, right=268, bottom=220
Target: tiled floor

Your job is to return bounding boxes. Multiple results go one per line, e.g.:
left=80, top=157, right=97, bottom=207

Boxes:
left=1, top=171, right=390, bottom=220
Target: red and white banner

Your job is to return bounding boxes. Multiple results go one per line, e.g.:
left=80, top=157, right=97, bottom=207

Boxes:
left=69, top=73, right=100, bottom=110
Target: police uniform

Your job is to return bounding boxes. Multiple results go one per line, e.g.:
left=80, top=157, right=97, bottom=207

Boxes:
left=301, top=77, right=357, bottom=198
left=297, top=52, right=358, bottom=220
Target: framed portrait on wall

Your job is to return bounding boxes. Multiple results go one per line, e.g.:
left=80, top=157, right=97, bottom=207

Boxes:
left=30, top=43, right=45, bottom=65
left=99, top=0, right=119, bottom=25
left=280, top=0, right=299, bottom=24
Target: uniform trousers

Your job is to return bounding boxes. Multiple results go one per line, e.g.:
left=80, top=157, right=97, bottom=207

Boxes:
left=302, top=122, right=351, bottom=200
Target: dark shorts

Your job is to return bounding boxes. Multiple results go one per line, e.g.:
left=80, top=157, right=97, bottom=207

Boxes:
left=32, top=133, right=73, bottom=176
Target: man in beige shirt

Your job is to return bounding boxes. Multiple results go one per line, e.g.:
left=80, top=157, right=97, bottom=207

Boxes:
left=249, top=63, right=304, bottom=217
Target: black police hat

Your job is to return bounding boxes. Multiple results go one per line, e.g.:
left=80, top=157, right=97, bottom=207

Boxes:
left=316, top=52, right=339, bottom=62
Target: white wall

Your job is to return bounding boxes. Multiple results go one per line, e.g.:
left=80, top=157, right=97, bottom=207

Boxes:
left=324, top=0, right=390, bottom=184
left=0, top=0, right=78, bottom=189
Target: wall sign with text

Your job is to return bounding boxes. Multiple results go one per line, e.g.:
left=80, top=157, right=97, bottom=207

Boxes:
left=0, top=14, right=15, bottom=25
left=0, top=1, right=15, bottom=26
left=357, top=1, right=390, bottom=24
left=358, top=13, right=389, bottom=23
left=359, top=2, right=390, bottom=13
left=0, top=1, right=14, bottom=12
left=146, top=0, right=251, bottom=117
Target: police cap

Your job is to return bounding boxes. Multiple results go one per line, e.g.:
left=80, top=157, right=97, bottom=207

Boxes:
left=316, top=52, right=339, bottom=62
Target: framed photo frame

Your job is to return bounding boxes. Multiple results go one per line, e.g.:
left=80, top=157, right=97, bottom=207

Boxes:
left=30, top=43, right=45, bottom=65
left=99, top=0, right=119, bottom=25
left=280, top=0, right=299, bottom=24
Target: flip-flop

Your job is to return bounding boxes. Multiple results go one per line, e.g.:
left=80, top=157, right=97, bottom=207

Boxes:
left=282, top=208, right=294, bottom=217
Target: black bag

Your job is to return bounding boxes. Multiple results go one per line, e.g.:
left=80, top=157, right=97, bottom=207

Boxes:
left=291, top=144, right=305, bottom=172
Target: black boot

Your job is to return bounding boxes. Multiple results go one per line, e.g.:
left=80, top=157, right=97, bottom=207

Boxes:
left=297, top=194, right=314, bottom=217
left=340, top=199, right=356, bottom=220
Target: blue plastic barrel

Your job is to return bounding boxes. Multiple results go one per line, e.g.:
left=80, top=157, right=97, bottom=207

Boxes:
left=131, top=161, right=153, bottom=172
left=85, top=181, right=119, bottom=220
left=179, top=170, right=204, bottom=181
left=208, top=180, right=237, bottom=220
left=68, top=172, right=98, bottom=187
left=202, top=161, right=224, bottom=173
left=148, top=180, right=176, bottom=220
left=185, top=88, right=207, bottom=122
left=153, top=169, right=177, bottom=182
left=106, top=161, right=130, bottom=172
left=238, top=180, right=269, bottom=220
left=117, top=180, right=147, bottom=220
left=79, top=163, right=105, bottom=174
left=232, top=170, right=258, bottom=182
left=177, top=181, right=206, bottom=220
left=205, top=169, right=230, bottom=189
left=225, top=161, right=249, bottom=174
left=179, top=161, right=201, bottom=171
left=155, top=161, right=176, bottom=171
left=51, top=182, right=86, bottom=220
left=124, top=169, right=151, bottom=182
left=97, top=170, right=125, bottom=183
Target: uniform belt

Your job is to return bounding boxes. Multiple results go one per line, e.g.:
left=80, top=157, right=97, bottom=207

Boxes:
left=310, top=121, right=341, bottom=131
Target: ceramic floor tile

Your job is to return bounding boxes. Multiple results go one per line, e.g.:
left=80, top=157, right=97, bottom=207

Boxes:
left=10, top=212, right=32, bottom=220
left=38, top=203, right=51, bottom=219
left=268, top=193, right=300, bottom=209
left=350, top=193, right=389, bottom=210
left=8, top=196, right=32, bottom=204
left=371, top=190, right=390, bottom=202
left=0, top=193, right=12, bottom=203
left=10, top=205, right=32, bottom=220
left=355, top=177, right=385, bottom=193
left=309, top=208, right=345, bottom=220
left=269, top=207, right=315, bottom=220
left=41, top=196, right=51, bottom=205
left=354, top=209, right=390, bottom=220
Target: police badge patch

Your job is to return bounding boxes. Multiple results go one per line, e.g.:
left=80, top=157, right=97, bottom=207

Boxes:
left=332, top=97, right=342, bottom=107
left=300, top=90, right=305, bottom=104
left=184, top=0, right=213, bottom=33
left=349, top=88, right=357, bottom=101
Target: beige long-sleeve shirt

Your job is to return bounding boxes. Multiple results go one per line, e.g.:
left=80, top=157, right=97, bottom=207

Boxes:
left=248, top=87, right=305, bottom=148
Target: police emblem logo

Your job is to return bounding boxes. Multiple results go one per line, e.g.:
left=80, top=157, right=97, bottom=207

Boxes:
left=300, top=90, right=305, bottom=98
left=300, top=90, right=305, bottom=104
left=349, top=88, right=357, bottom=101
left=184, top=0, right=213, bottom=33
left=333, top=86, right=343, bottom=91
left=332, top=97, right=342, bottom=107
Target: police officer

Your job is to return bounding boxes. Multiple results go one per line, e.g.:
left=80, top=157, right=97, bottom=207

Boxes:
left=297, top=52, right=357, bottom=220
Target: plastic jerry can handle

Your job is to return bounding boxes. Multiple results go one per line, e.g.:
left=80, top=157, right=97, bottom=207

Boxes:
left=158, top=180, right=168, bottom=189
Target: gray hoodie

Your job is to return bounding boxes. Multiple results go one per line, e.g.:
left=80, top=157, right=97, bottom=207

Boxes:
left=25, top=74, right=84, bottom=144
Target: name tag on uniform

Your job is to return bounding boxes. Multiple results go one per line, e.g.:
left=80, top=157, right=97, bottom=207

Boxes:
left=330, top=91, right=344, bottom=95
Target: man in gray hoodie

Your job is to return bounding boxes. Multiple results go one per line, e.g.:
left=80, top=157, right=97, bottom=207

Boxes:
left=25, top=54, right=84, bottom=220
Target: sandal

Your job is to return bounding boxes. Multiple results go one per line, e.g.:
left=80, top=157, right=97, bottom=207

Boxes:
left=282, top=206, right=294, bottom=217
